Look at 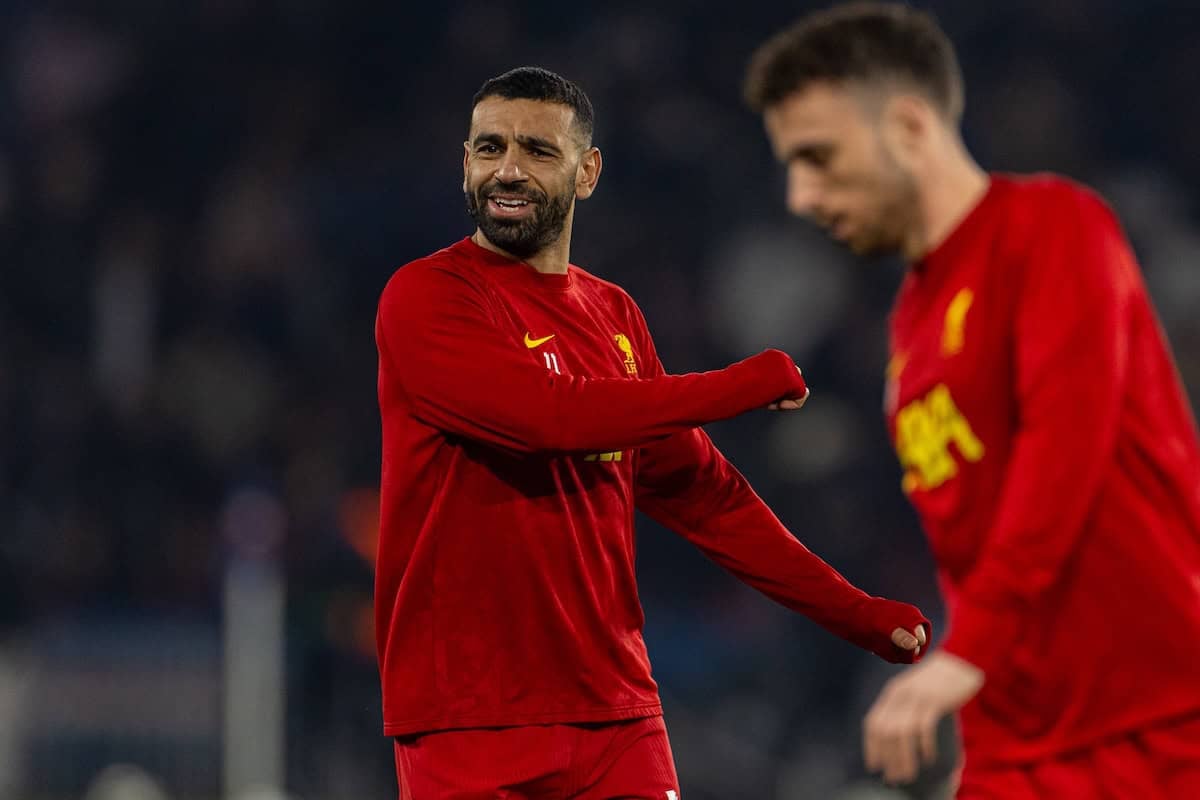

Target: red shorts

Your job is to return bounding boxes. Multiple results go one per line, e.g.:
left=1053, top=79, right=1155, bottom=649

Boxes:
left=958, top=714, right=1200, bottom=799
left=394, top=715, right=680, bottom=799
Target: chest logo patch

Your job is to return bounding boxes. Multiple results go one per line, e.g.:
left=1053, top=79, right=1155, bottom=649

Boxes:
left=941, top=288, right=974, bottom=356
left=524, top=332, right=556, bottom=349
left=614, top=333, right=638, bottom=376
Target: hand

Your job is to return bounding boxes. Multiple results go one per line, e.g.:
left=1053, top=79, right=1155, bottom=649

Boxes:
left=890, top=624, right=927, bottom=658
left=768, top=366, right=809, bottom=411
left=863, top=652, right=984, bottom=785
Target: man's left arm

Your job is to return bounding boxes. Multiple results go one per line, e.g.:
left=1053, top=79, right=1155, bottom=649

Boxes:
left=623, top=294, right=928, bottom=663
left=635, top=426, right=927, bottom=663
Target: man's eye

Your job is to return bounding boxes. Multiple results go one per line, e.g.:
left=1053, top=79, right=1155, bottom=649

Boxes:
left=790, top=147, right=833, bottom=169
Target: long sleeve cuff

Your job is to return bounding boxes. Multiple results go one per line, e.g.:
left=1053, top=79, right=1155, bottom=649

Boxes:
left=864, top=597, right=933, bottom=664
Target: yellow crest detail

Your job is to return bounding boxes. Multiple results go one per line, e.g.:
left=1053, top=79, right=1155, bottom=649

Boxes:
left=583, top=450, right=623, bottom=462
left=614, top=334, right=638, bottom=376
left=941, top=289, right=974, bottom=356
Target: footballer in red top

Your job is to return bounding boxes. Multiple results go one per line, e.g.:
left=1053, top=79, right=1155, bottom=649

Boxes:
left=748, top=3, right=1200, bottom=797
left=375, top=66, right=930, bottom=797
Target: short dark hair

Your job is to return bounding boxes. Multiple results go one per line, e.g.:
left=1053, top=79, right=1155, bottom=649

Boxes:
left=743, top=2, right=964, bottom=121
left=472, top=66, right=595, bottom=145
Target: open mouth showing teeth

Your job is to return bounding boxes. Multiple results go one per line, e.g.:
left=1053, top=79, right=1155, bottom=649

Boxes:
left=492, top=198, right=530, bottom=208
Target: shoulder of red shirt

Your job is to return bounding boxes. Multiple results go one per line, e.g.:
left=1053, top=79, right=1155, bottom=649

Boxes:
left=992, top=171, right=1121, bottom=228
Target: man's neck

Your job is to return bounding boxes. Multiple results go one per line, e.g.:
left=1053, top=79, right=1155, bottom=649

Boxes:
left=472, top=230, right=571, bottom=275
left=906, top=141, right=990, bottom=262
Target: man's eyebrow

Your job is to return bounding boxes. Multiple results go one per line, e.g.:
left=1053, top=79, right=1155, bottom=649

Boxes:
left=472, top=132, right=505, bottom=147
left=516, top=135, right=561, bottom=154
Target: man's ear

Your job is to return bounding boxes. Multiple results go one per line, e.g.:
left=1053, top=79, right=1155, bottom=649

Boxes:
left=575, top=147, right=603, bottom=200
left=462, top=141, right=471, bottom=193
left=880, top=93, right=931, bottom=172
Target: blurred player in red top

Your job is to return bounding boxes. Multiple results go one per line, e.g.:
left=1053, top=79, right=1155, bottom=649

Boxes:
left=375, top=66, right=930, bottom=798
left=745, top=3, right=1200, bottom=797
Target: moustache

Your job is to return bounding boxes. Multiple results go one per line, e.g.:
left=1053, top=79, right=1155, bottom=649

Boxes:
left=480, top=184, right=545, bottom=205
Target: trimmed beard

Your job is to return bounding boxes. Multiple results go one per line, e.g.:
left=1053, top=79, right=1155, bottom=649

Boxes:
left=465, top=179, right=574, bottom=259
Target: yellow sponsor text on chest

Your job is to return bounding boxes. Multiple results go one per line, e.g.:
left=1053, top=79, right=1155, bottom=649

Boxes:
left=895, top=383, right=984, bottom=492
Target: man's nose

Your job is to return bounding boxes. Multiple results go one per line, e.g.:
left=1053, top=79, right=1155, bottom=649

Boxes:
left=787, top=170, right=822, bottom=218
left=494, top=150, right=528, bottom=184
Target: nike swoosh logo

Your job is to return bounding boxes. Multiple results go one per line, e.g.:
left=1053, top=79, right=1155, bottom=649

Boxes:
left=524, top=332, right=555, bottom=348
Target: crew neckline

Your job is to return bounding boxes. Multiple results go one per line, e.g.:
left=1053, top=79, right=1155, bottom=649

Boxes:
left=912, top=175, right=1004, bottom=277
left=458, top=236, right=573, bottom=289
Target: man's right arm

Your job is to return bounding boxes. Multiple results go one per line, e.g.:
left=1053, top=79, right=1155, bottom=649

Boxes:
left=376, top=264, right=807, bottom=455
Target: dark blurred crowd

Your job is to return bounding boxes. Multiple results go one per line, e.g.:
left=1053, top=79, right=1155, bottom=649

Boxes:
left=1, top=1, right=1198, bottom=798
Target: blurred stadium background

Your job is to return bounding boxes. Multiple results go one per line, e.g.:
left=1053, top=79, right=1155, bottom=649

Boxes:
left=1, top=1, right=1198, bottom=798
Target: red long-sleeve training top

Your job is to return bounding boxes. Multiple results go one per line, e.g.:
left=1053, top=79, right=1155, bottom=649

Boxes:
left=375, top=236, right=928, bottom=736
left=887, top=174, right=1200, bottom=765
